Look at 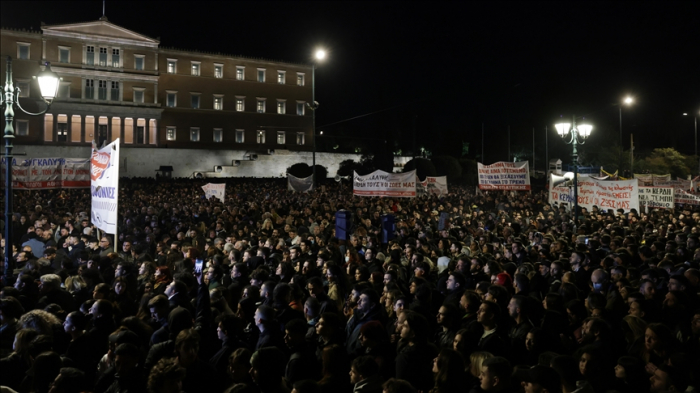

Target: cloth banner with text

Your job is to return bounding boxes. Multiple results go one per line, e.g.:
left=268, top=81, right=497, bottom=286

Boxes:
left=638, top=187, right=674, bottom=209
left=634, top=173, right=671, bottom=186
left=548, top=175, right=639, bottom=212
left=202, top=183, right=226, bottom=200
left=0, top=157, right=90, bottom=189
left=654, top=178, right=692, bottom=191
left=287, top=174, right=313, bottom=192
left=478, top=161, right=531, bottom=190
left=675, top=189, right=700, bottom=206
left=417, top=176, right=448, bottom=196
left=91, top=139, right=120, bottom=235
left=353, top=170, right=416, bottom=197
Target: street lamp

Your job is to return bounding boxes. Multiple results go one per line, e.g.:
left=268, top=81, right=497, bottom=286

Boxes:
left=619, top=96, right=633, bottom=165
left=309, top=49, right=326, bottom=189
left=683, top=111, right=699, bottom=175
left=555, top=116, right=593, bottom=225
left=1, top=56, right=59, bottom=283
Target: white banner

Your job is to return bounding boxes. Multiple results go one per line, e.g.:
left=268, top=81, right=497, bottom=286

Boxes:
left=417, top=176, right=448, bottom=196
left=91, top=139, right=120, bottom=235
left=353, top=170, right=416, bottom=198
left=549, top=175, right=639, bottom=212
left=634, top=174, right=671, bottom=186
left=675, top=189, right=700, bottom=206
left=1, top=157, right=90, bottom=189
left=287, top=174, right=313, bottom=192
left=478, top=161, right=531, bottom=190
left=638, top=187, right=674, bottom=209
left=655, top=179, right=691, bottom=191
left=202, top=183, right=226, bottom=200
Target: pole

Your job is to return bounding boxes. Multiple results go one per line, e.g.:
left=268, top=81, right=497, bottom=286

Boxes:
left=412, top=115, right=417, bottom=163
left=312, top=64, right=316, bottom=189
left=696, top=115, right=698, bottom=175
left=4, top=56, right=16, bottom=284
left=572, top=115, right=579, bottom=226
left=532, top=127, right=535, bottom=173
left=508, top=125, right=510, bottom=162
left=545, top=125, right=548, bottom=176
left=619, top=105, right=622, bottom=167
left=630, top=133, right=634, bottom=174
left=481, top=122, right=484, bottom=163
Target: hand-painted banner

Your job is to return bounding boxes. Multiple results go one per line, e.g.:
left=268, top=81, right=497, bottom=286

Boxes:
left=655, top=179, right=691, bottom=191
left=91, top=139, right=120, bottom=235
left=638, top=187, right=674, bottom=209
left=287, top=174, right=313, bottom=192
left=478, top=161, right=531, bottom=190
left=202, top=183, right=226, bottom=200
left=0, top=157, right=90, bottom=189
left=353, top=170, right=416, bottom=197
left=675, top=189, right=700, bottom=206
left=548, top=175, right=639, bottom=212
left=417, top=176, right=448, bottom=196
left=634, top=174, right=671, bottom=186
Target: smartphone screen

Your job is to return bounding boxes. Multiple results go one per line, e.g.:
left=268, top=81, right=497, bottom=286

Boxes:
left=194, top=259, right=204, bottom=274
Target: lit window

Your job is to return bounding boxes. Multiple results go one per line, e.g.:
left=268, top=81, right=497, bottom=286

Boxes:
left=16, top=120, right=29, bottom=136
left=86, top=46, right=94, bottom=65
left=236, top=98, right=245, bottom=112
left=190, top=127, right=200, bottom=142
left=213, top=95, right=223, bottom=110
left=236, top=129, right=244, bottom=143
left=297, top=73, right=305, bottom=86
left=191, top=62, right=200, bottom=76
left=17, top=81, right=30, bottom=98
left=134, top=55, right=145, bottom=70
left=17, top=43, right=30, bottom=60
left=214, top=64, right=223, bottom=78
left=166, top=127, right=176, bottom=141
left=133, top=89, right=144, bottom=103
left=277, top=101, right=286, bottom=115
left=236, top=67, right=244, bottom=80
left=110, top=81, right=120, bottom=101
left=257, top=69, right=265, bottom=83
left=98, top=80, right=108, bottom=100
left=191, top=94, right=200, bottom=109
left=257, top=130, right=265, bottom=144
left=166, top=92, right=177, bottom=108
left=296, top=132, right=305, bottom=145
left=277, top=71, right=285, bottom=84
left=59, top=47, right=70, bottom=63
left=297, top=102, right=305, bottom=116
left=277, top=131, right=285, bottom=144
left=85, top=79, right=95, bottom=99
left=167, top=59, right=177, bottom=74
left=99, top=47, right=107, bottom=66
left=112, top=48, right=120, bottom=67
left=257, top=99, right=266, bottom=113
left=213, top=128, right=223, bottom=143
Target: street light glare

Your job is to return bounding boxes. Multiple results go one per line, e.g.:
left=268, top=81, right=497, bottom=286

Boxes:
left=315, top=49, right=326, bottom=60
left=578, top=124, right=593, bottom=138
left=554, top=123, right=570, bottom=136
left=624, top=96, right=633, bottom=105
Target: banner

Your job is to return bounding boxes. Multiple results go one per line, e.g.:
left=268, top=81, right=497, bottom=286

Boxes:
left=91, top=139, right=120, bottom=235
left=287, top=174, right=313, bottom=192
left=675, top=189, right=700, bottom=206
left=655, top=179, right=691, bottom=191
left=202, top=183, right=226, bottom=200
left=478, top=161, right=531, bottom=190
left=549, top=175, right=639, bottom=212
left=417, top=176, right=448, bottom=196
left=634, top=173, right=670, bottom=186
left=638, top=187, right=674, bottom=209
left=1, top=157, right=90, bottom=189
left=353, top=170, right=416, bottom=197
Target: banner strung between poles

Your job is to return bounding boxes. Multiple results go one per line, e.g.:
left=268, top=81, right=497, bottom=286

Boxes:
left=353, top=170, right=416, bottom=197
left=477, top=161, right=530, bottom=190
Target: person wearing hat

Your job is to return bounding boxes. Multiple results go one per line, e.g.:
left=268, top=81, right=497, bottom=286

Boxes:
left=520, top=365, right=562, bottom=393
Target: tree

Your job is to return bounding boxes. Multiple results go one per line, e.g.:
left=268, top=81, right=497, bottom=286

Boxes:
left=287, top=163, right=327, bottom=181
left=337, top=159, right=364, bottom=177
left=403, top=158, right=436, bottom=179
left=636, top=148, right=693, bottom=178
left=458, top=158, right=479, bottom=185
left=431, top=155, right=462, bottom=182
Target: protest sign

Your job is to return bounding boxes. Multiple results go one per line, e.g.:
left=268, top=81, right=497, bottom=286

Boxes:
left=91, top=139, right=120, bottom=235
left=655, top=179, right=691, bottom=191
left=638, top=187, right=674, bottom=209
left=478, top=161, right=530, bottom=190
left=675, top=189, right=700, bottom=206
left=1, top=157, right=90, bottom=189
left=549, top=175, right=639, bottom=212
left=353, top=170, right=416, bottom=197
left=417, top=176, right=448, bottom=196
left=287, top=174, right=313, bottom=192
left=202, top=183, right=226, bottom=200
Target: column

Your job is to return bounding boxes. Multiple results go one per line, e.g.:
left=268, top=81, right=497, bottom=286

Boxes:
left=67, top=113, right=73, bottom=142
left=107, top=116, right=113, bottom=141
left=81, top=115, right=86, bottom=143
left=154, top=82, right=158, bottom=104
left=42, top=39, right=46, bottom=60
left=120, top=117, right=125, bottom=141
left=53, top=114, right=58, bottom=141
left=145, top=118, right=150, bottom=145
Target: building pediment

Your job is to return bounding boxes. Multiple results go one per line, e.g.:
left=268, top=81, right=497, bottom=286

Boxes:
left=42, top=18, right=159, bottom=48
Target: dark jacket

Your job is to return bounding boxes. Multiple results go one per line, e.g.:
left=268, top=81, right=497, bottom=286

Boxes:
left=395, top=342, right=439, bottom=392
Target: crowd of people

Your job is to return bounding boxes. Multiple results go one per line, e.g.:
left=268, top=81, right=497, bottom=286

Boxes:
left=0, top=177, right=699, bottom=393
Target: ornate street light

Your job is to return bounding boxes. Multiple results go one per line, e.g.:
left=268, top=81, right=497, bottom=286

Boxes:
left=309, top=49, right=326, bottom=189
left=2, top=57, right=60, bottom=283
left=555, top=116, right=593, bottom=225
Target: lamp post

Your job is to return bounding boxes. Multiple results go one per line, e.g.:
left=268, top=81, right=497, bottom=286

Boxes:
left=619, top=96, right=633, bottom=167
left=2, top=56, right=59, bottom=284
left=309, top=49, right=326, bottom=189
left=555, top=116, right=592, bottom=226
left=683, top=111, right=699, bottom=175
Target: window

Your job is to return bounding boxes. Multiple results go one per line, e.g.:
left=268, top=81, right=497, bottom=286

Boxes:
left=213, top=128, right=223, bottom=143
left=257, top=69, right=265, bottom=83
left=57, top=115, right=68, bottom=142
left=17, top=43, right=30, bottom=60
left=297, top=73, right=305, bottom=86
left=99, top=47, right=107, bottom=66
left=256, top=99, right=266, bottom=113
left=136, top=125, right=145, bottom=144
left=277, top=131, right=286, bottom=144
left=166, top=91, right=177, bottom=107
left=190, top=127, right=200, bottom=142
left=134, top=55, right=145, bottom=70
left=166, top=126, right=176, bottom=141
left=296, top=132, right=305, bottom=145
left=17, top=81, right=30, bottom=98
left=236, top=66, right=245, bottom=80
left=191, top=62, right=200, bottom=76
left=16, top=120, right=29, bottom=136
left=191, top=94, right=201, bottom=109
left=213, top=95, right=223, bottom=110
left=236, top=98, right=245, bottom=112
left=214, top=64, right=223, bottom=78
left=112, top=48, right=120, bottom=67
left=85, top=79, right=95, bottom=99
left=58, top=83, right=70, bottom=99
left=98, top=80, right=108, bottom=100
left=277, top=100, right=286, bottom=115
left=235, top=129, right=244, bottom=143
left=167, top=59, right=177, bottom=74
left=86, top=46, right=94, bottom=65
left=110, top=81, right=120, bottom=101
left=59, top=47, right=70, bottom=63
left=256, top=130, right=265, bottom=144
left=296, top=102, right=305, bottom=116
left=277, top=71, right=286, bottom=84
left=133, top=88, right=144, bottom=103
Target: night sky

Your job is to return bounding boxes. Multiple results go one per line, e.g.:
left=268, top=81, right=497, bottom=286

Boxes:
left=2, top=1, right=699, bottom=169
